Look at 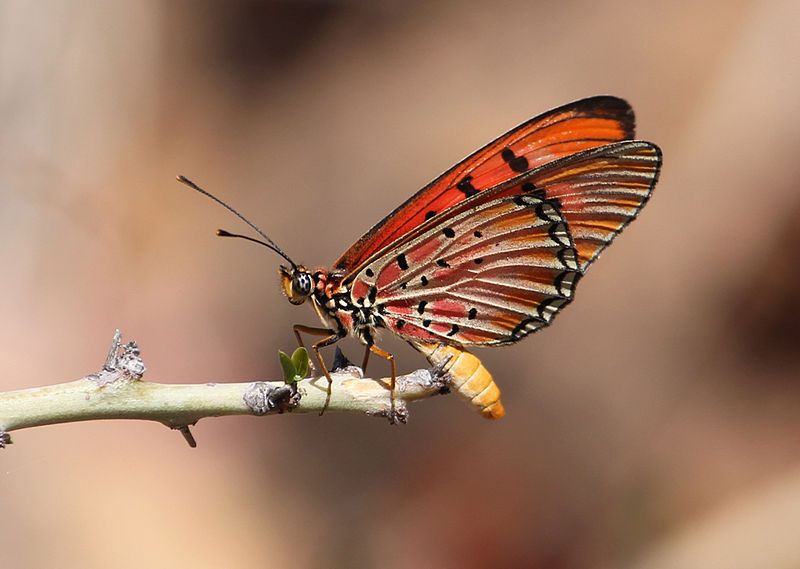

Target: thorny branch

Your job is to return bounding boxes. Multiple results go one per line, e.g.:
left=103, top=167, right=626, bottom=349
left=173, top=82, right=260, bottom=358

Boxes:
left=0, top=330, right=451, bottom=448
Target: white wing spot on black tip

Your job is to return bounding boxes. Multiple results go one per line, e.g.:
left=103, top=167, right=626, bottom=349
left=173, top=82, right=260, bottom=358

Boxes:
left=535, top=202, right=559, bottom=222
left=555, top=271, right=580, bottom=297
left=537, top=297, right=569, bottom=321
left=511, top=317, right=545, bottom=340
left=548, top=223, right=571, bottom=246
left=557, top=248, right=579, bottom=270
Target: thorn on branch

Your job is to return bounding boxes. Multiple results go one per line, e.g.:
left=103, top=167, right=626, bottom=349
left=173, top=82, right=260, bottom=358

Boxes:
left=175, top=425, right=197, bottom=448
left=244, top=382, right=301, bottom=416
left=331, top=347, right=352, bottom=372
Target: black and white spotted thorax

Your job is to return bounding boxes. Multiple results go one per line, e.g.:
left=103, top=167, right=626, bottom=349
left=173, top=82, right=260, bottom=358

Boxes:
left=311, top=271, right=386, bottom=345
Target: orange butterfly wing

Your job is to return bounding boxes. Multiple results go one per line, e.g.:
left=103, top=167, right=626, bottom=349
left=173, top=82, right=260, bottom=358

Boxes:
left=344, top=141, right=661, bottom=347
left=333, top=96, right=635, bottom=272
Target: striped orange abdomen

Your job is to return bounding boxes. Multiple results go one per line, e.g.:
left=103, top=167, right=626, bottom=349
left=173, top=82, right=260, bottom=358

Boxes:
left=412, top=342, right=505, bottom=419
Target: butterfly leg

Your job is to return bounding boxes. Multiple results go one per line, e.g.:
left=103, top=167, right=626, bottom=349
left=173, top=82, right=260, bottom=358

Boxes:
left=366, top=344, right=398, bottom=421
left=293, top=325, right=344, bottom=415
left=293, top=325, right=334, bottom=353
left=360, top=346, right=371, bottom=374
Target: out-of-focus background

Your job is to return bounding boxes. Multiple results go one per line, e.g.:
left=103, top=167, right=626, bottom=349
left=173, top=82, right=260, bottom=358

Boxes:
left=1, top=1, right=799, bottom=567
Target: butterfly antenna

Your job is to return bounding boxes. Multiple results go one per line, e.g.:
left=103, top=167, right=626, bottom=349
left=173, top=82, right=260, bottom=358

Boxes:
left=216, top=228, right=282, bottom=251
left=177, top=175, right=297, bottom=269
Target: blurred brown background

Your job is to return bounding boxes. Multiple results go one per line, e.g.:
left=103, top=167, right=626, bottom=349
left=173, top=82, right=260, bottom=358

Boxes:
left=1, top=1, right=799, bottom=568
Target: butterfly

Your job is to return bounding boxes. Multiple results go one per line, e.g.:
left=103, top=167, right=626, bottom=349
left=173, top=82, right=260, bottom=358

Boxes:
left=180, top=96, right=661, bottom=420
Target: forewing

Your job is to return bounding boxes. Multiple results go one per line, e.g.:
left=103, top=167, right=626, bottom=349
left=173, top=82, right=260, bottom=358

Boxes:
left=347, top=194, right=581, bottom=346
left=334, top=96, right=635, bottom=272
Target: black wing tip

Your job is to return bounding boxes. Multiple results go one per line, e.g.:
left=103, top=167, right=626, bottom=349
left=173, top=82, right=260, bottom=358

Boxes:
left=563, top=95, right=636, bottom=138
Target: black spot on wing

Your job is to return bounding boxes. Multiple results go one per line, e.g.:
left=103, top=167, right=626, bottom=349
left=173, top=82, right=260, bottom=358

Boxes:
left=436, top=259, right=450, bottom=268
left=417, top=300, right=427, bottom=314
left=447, top=324, right=459, bottom=337
left=420, top=275, right=429, bottom=286
left=365, top=268, right=374, bottom=278
left=457, top=176, right=479, bottom=197
left=397, top=254, right=409, bottom=270
left=468, top=307, right=477, bottom=320
left=443, top=228, right=456, bottom=238
left=425, top=210, right=436, bottom=220
left=500, top=147, right=529, bottom=173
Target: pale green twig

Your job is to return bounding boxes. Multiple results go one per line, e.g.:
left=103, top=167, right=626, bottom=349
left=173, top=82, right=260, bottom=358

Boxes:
left=0, top=330, right=450, bottom=448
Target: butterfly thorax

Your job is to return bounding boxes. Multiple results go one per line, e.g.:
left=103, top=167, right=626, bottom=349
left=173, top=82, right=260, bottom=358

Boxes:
left=310, top=269, right=385, bottom=345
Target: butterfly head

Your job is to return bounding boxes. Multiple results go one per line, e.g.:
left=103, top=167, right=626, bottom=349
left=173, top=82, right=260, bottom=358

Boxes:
left=280, top=265, right=314, bottom=305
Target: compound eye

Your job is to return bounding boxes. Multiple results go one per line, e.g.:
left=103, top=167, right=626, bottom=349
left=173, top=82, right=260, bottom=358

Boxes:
left=293, top=272, right=312, bottom=296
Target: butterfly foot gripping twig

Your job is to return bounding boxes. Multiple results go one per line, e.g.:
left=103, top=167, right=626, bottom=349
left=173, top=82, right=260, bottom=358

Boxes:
left=427, top=354, right=454, bottom=395
left=244, top=382, right=301, bottom=416
left=368, top=403, right=409, bottom=425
